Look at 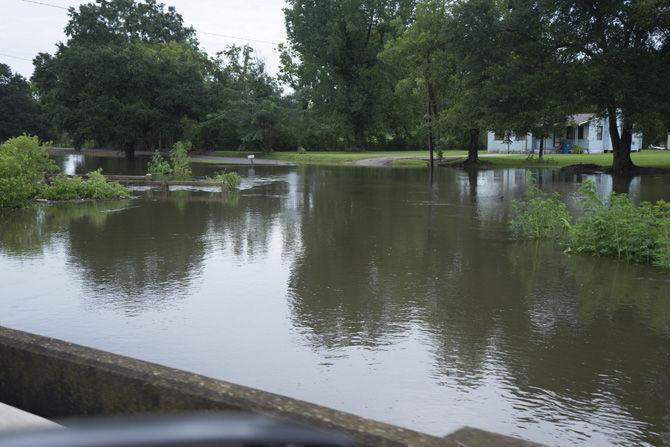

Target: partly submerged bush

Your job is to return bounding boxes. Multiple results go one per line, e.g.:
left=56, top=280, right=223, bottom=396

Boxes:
left=0, top=135, right=57, bottom=208
left=170, top=140, right=192, bottom=180
left=209, top=171, right=241, bottom=189
left=509, top=176, right=571, bottom=239
left=569, top=180, right=670, bottom=268
left=147, top=151, right=173, bottom=178
left=511, top=177, right=670, bottom=269
left=38, top=170, right=130, bottom=201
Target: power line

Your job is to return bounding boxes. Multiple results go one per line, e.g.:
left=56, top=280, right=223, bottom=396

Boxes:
left=20, top=0, right=69, bottom=9
left=0, top=52, right=33, bottom=62
left=18, top=0, right=283, bottom=46
left=198, top=31, right=279, bottom=46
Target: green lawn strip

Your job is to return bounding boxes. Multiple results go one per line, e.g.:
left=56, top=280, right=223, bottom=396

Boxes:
left=476, top=151, right=670, bottom=169
left=206, top=150, right=467, bottom=165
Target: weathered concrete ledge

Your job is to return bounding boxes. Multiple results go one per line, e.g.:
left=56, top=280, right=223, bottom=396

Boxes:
left=0, top=326, right=540, bottom=446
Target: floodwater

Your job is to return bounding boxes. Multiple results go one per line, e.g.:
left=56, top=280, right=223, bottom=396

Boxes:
left=1, top=155, right=669, bottom=446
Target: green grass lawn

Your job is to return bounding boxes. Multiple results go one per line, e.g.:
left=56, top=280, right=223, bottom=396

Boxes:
left=207, top=150, right=468, bottom=165
left=392, top=150, right=670, bottom=169
left=203, top=149, right=670, bottom=169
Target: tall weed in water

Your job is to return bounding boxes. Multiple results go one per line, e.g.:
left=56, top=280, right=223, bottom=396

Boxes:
left=208, top=171, right=241, bottom=189
left=569, top=180, right=670, bottom=268
left=170, top=140, right=192, bottom=180
left=510, top=175, right=571, bottom=239
left=147, top=151, right=172, bottom=179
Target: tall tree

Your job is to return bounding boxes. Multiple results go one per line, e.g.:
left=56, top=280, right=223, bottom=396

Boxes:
left=0, top=64, right=48, bottom=142
left=33, top=0, right=208, bottom=158
left=381, top=0, right=451, bottom=167
left=548, top=0, right=670, bottom=173
left=284, top=0, right=415, bottom=148
left=479, top=0, right=578, bottom=159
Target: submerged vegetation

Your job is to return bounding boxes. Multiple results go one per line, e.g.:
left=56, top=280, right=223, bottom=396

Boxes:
left=147, top=141, right=192, bottom=180
left=208, top=171, right=242, bottom=189
left=0, top=135, right=129, bottom=208
left=511, top=178, right=670, bottom=269
left=509, top=177, right=570, bottom=239
left=37, top=170, right=130, bottom=201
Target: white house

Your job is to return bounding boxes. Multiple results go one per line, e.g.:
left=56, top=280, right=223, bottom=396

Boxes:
left=487, top=114, right=643, bottom=153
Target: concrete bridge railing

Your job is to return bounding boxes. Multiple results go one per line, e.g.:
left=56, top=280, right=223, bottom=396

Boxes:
left=0, top=326, right=540, bottom=447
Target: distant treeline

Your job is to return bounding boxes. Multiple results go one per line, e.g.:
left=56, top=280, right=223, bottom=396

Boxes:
left=1, top=0, right=669, bottom=172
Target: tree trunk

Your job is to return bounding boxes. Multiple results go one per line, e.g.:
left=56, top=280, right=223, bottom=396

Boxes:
left=124, top=143, right=135, bottom=160
left=465, top=128, right=479, bottom=164
left=539, top=137, right=544, bottom=160
left=426, top=82, right=435, bottom=169
left=608, top=107, right=636, bottom=174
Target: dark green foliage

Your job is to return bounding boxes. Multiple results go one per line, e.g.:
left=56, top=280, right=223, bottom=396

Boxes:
left=570, top=181, right=670, bottom=269
left=510, top=176, right=571, bottom=239
left=284, top=0, right=416, bottom=148
left=38, top=170, right=130, bottom=201
left=0, top=64, right=49, bottom=142
left=0, top=136, right=57, bottom=208
left=33, top=0, right=208, bottom=158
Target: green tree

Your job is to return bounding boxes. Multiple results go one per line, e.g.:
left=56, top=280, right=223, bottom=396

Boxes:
left=0, top=64, right=48, bottom=141
left=381, top=0, right=450, bottom=166
left=32, top=0, right=209, bottom=158
left=547, top=0, right=670, bottom=173
left=284, top=0, right=416, bottom=148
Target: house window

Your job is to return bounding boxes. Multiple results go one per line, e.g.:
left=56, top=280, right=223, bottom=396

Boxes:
left=596, top=126, right=603, bottom=141
left=578, top=125, right=585, bottom=140
left=566, top=127, right=575, bottom=139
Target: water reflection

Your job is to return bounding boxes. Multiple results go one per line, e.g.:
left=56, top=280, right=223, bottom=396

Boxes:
left=1, top=162, right=669, bottom=446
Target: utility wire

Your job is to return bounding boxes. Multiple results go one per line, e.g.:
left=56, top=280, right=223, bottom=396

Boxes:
left=20, top=0, right=69, bottom=9
left=18, top=0, right=283, bottom=46
left=0, top=52, right=33, bottom=61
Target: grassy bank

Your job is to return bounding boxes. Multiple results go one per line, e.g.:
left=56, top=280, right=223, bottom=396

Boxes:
left=392, top=151, right=670, bottom=169
left=208, top=150, right=467, bottom=165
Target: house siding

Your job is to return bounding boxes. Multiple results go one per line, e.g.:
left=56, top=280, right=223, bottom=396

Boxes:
left=486, top=115, right=643, bottom=153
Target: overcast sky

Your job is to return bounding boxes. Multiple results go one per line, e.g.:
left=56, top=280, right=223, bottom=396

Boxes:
left=1, top=0, right=288, bottom=78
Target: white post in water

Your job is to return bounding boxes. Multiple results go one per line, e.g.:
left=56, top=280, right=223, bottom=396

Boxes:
left=248, top=154, right=255, bottom=165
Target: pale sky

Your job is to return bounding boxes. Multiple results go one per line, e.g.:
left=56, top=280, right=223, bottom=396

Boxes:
left=0, top=0, right=289, bottom=78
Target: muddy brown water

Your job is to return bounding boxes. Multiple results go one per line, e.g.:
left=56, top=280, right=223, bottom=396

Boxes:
left=1, top=155, right=669, bottom=446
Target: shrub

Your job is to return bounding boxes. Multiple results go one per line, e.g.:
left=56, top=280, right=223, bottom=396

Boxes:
left=38, top=170, right=130, bottom=201
left=170, top=140, right=192, bottom=180
left=437, top=149, right=444, bottom=160
left=209, top=171, right=242, bottom=189
left=0, top=135, right=57, bottom=208
left=569, top=180, right=670, bottom=268
left=510, top=175, right=571, bottom=239
left=147, top=151, right=172, bottom=178
left=297, top=146, right=307, bottom=155
left=571, top=144, right=585, bottom=154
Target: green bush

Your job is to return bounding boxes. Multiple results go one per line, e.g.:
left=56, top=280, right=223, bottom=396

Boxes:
left=297, top=146, right=307, bottom=155
left=147, top=151, right=172, bottom=178
left=209, top=171, right=242, bottom=189
left=510, top=175, right=571, bottom=239
left=571, top=144, right=585, bottom=154
left=38, top=170, right=130, bottom=201
left=569, top=180, right=670, bottom=268
left=0, top=135, right=57, bottom=208
left=170, top=140, right=192, bottom=180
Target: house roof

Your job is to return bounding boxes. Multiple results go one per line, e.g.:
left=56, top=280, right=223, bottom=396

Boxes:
left=569, top=113, right=596, bottom=126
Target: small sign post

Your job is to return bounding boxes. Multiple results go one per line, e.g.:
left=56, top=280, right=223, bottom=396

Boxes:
left=248, top=154, right=255, bottom=165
